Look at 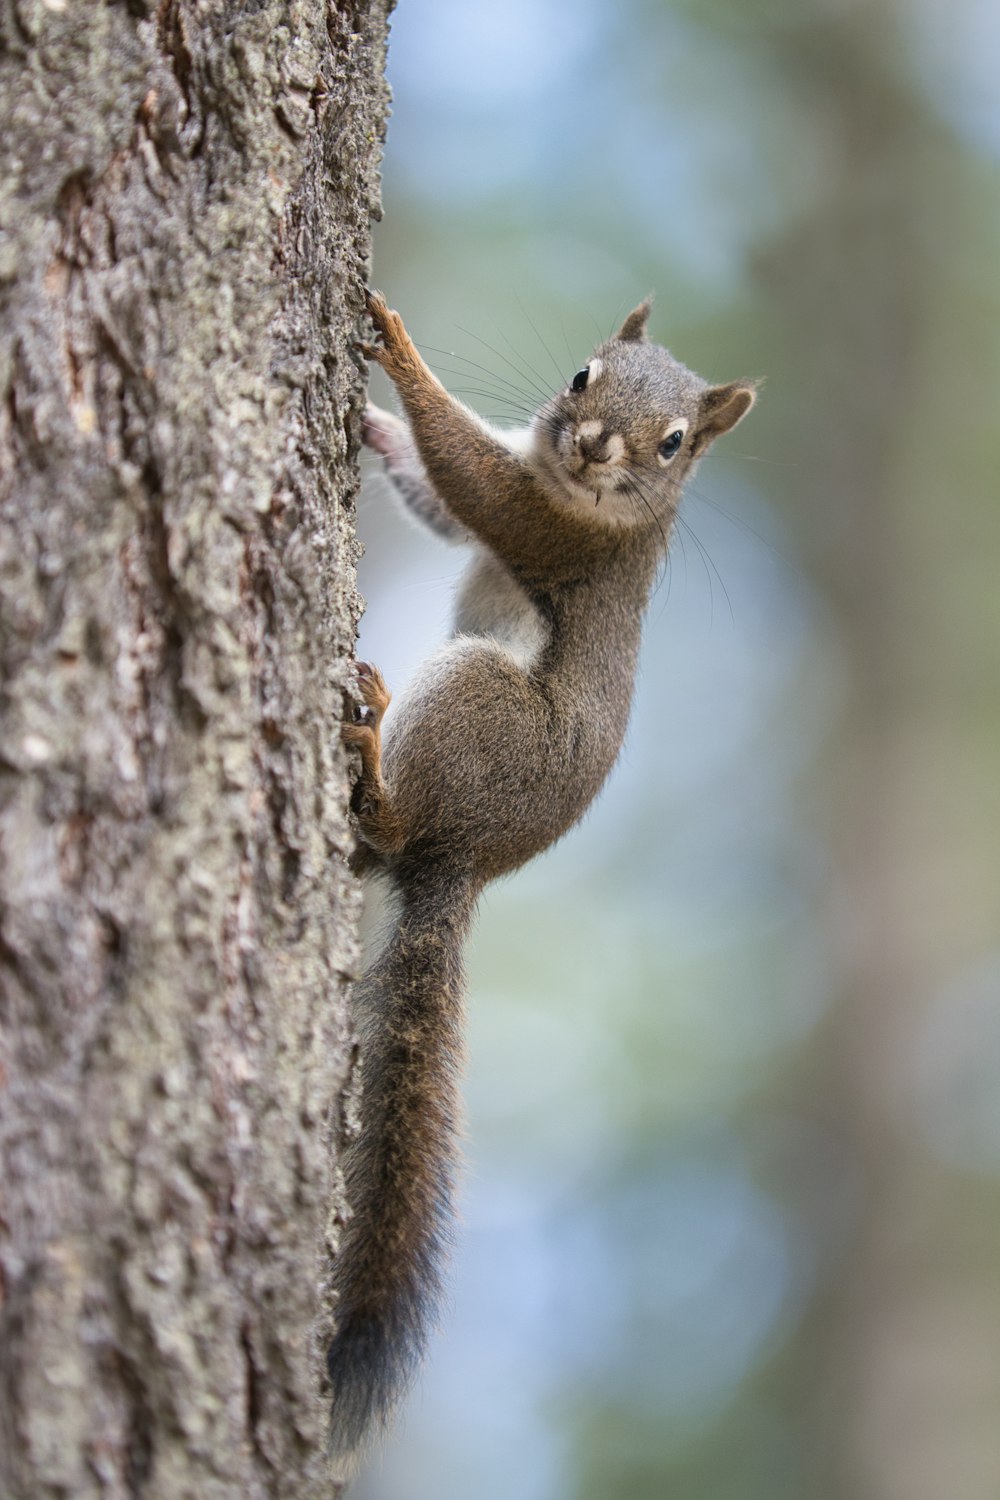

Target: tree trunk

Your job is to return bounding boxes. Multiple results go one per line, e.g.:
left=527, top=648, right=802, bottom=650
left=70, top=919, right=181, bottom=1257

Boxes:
left=0, top=2, right=390, bottom=1495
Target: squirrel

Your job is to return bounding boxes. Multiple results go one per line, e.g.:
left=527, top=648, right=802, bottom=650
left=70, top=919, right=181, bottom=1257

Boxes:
left=328, top=289, right=756, bottom=1479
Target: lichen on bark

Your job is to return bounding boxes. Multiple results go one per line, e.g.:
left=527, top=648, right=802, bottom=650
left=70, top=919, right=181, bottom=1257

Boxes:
left=0, top=2, right=391, bottom=1494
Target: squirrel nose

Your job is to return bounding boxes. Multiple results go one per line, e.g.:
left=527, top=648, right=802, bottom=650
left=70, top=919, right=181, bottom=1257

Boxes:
left=574, top=423, right=611, bottom=462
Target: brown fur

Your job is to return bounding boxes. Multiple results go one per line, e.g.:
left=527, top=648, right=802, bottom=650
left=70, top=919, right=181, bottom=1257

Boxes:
left=327, top=291, right=756, bottom=1478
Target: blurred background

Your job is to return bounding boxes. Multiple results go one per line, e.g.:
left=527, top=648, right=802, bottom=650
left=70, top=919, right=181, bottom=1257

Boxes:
left=353, top=1, right=1000, bottom=1495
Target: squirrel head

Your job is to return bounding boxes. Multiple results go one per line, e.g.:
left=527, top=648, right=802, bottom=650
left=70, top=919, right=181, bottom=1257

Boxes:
left=531, top=298, right=757, bottom=532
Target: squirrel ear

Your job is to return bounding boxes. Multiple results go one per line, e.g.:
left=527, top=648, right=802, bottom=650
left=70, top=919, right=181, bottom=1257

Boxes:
left=615, top=297, right=654, bottom=343
left=693, top=381, right=757, bottom=454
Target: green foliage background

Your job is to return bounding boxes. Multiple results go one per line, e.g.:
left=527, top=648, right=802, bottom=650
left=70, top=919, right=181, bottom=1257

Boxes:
left=355, top=2, right=1000, bottom=1495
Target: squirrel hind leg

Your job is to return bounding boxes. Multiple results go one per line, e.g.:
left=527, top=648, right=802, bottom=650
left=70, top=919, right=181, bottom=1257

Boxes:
left=343, top=662, right=406, bottom=859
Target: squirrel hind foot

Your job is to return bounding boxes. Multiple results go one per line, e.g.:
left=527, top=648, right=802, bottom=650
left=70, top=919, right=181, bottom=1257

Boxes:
left=342, top=662, right=407, bottom=860
left=354, top=661, right=391, bottom=722
left=341, top=662, right=391, bottom=751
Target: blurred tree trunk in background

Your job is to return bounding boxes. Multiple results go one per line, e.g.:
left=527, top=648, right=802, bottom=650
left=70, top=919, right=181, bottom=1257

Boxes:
left=760, top=5, right=1000, bottom=1497
left=0, top=2, right=390, bottom=1494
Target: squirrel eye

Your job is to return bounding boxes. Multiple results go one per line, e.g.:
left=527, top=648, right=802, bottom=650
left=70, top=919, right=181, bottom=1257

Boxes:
left=658, top=428, right=685, bottom=461
left=569, top=358, right=601, bottom=394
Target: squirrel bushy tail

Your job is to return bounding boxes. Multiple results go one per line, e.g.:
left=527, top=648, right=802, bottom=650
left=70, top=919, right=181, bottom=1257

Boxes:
left=327, top=860, right=477, bottom=1472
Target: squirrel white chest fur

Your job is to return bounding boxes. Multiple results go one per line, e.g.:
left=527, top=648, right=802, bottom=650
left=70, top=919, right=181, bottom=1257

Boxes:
left=327, top=291, right=757, bottom=1484
left=451, top=548, right=548, bottom=668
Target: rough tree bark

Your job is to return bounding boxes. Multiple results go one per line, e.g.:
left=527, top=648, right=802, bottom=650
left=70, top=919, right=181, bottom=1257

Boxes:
left=0, top=1, right=391, bottom=1495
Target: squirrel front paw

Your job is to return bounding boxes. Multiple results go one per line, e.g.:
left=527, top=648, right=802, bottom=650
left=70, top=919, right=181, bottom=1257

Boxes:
left=361, top=290, right=418, bottom=379
left=361, top=402, right=408, bottom=463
